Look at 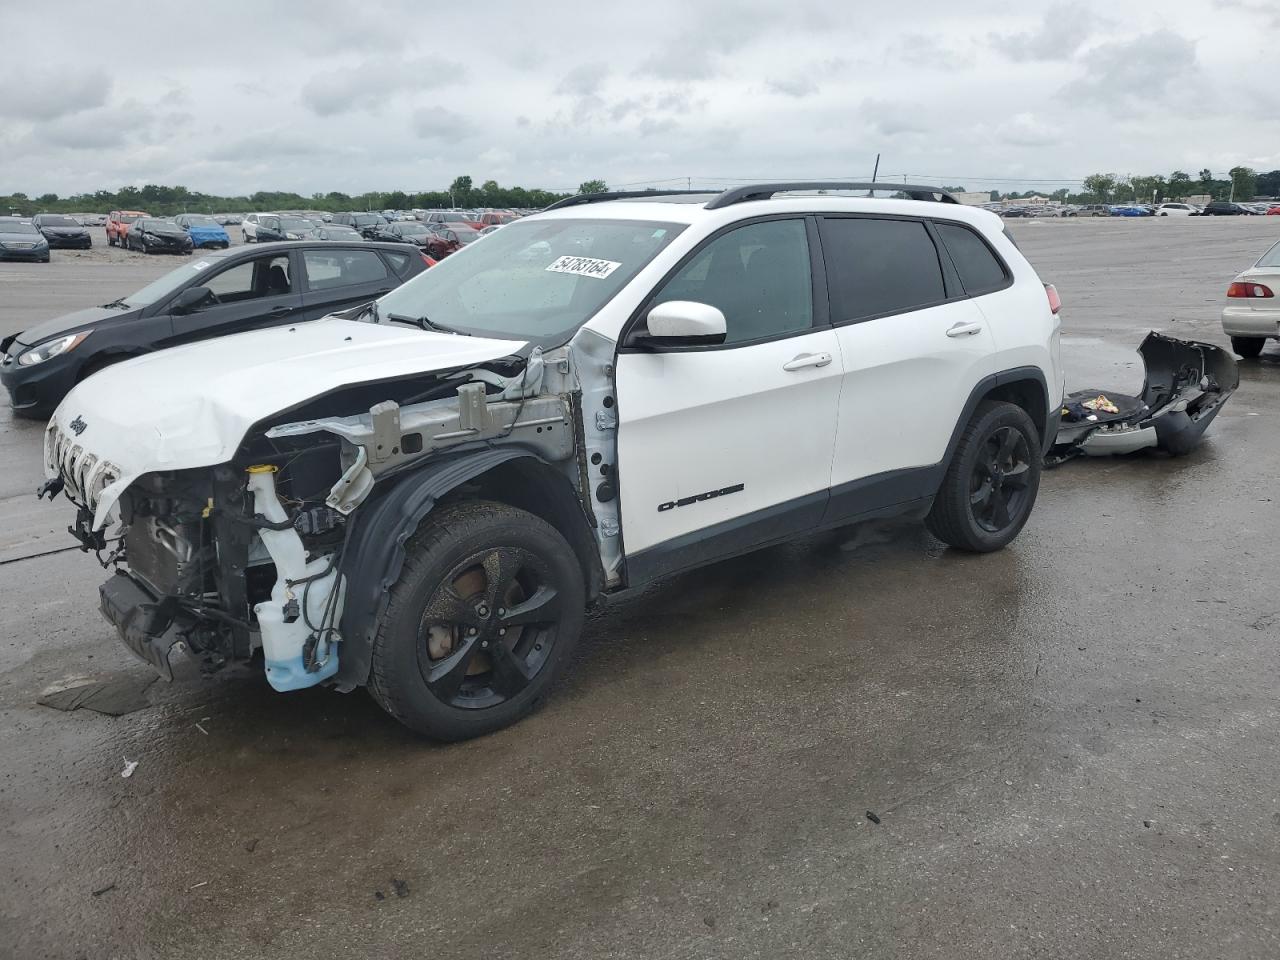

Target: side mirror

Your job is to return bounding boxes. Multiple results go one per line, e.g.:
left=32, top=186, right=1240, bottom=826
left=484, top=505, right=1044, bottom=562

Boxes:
left=633, top=301, right=727, bottom=348
left=172, top=286, right=212, bottom=314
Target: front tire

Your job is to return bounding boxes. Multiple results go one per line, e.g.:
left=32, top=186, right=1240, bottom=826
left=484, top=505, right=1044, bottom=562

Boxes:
left=369, top=501, right=585, bottom=741
left=927, top=401, right=1042, bottom=552
left=1231, top=336, right=1266, bottom=359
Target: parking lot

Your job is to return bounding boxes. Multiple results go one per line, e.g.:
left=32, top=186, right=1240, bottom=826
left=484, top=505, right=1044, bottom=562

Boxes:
left=3, top=215, right=1280, bottom=958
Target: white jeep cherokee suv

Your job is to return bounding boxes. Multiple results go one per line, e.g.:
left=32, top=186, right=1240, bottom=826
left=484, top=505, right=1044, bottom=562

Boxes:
left=43, top=182, right=1064, bottom=740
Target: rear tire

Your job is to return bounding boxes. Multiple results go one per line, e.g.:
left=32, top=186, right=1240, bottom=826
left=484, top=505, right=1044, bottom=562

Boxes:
left=368, top=501, right=585, bottom=741
left=1231, top=336, right=1265, bottom=359
left=927, top=401, right=1042, bottom=553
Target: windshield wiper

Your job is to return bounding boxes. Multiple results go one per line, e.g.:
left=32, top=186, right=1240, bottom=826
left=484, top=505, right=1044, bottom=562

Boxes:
left=101, top=298, right=131, bottom=310
left=384, top=312, right=470, bottom=336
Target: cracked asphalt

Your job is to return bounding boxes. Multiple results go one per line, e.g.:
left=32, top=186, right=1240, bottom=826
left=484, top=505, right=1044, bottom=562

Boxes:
left=2, top=216, right=1280, bottom=959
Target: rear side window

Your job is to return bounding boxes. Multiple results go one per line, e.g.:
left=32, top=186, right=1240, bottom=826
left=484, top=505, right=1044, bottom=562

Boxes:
left=934, top=222, right=1008, bottom=296
left=304, top=249, right=389, bottom=290
left=383, top=251, right=411, bottom=273
left=820, top=217, right=945, bottom=322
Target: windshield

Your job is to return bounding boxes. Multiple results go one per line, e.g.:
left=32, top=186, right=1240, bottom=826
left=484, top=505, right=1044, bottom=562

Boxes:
left=325, top=227, right=360, bottom=237
left=0, top=221, right=39, bottom=235
left=452, top=226, right=480, bottom=241
left=376, top=217, right=684, bottom=345
left=118, top=213, right=142, bottom=223
left=121, top=256, right=224, bottom=307
left=396, top=223, right=430, bottom=234
left=185, top=215, right=218, bottom=227
left=280, top=217, right=314, bottom=232
left=354, top=214, right=386, bottom=226
left=139, top=219, right=175, bottom=230
left=38, top=216, right=80, bottom=227
left=1257, top=241, right=1280, bottom=268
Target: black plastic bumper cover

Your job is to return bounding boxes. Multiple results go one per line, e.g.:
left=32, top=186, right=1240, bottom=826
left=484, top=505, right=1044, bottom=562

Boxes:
left=99, top=572, right=181, bottom=681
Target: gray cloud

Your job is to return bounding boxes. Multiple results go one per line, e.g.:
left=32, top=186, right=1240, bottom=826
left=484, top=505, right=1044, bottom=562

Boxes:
left=767, top=77, right=819, bottom=98
left=301, top=58, right=467, bottom=117
left=860, top=99, right=929, bottom=137
left=1061, top=30, right=1198, bottom=105
left=411, top=106, right=476, bottom=141
left=896, top=34, right=975, bottom=70
left=0, top=68, right=111, bottom=121
left=989, top=3, right=1096, bottom=61
left=555, top=62, right=609, bottom=98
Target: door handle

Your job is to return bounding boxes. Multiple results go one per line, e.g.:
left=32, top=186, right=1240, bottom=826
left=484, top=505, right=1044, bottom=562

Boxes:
left=782, top=352, right=833, bottom=371
left=268, top=305, right=292, bottom=315
left=375, top=288, right=392, bottom=295
left=946, top=321, right=983, bottom=338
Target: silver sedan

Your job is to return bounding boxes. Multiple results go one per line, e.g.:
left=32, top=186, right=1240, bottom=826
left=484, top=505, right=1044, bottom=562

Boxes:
left=1222, top=239, right=1280, bottom=357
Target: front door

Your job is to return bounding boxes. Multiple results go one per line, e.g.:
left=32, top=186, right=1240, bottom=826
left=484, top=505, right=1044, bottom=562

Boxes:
left=167, top=251, right=302, bottom=343
left=615, top=217, right=843, bottom=581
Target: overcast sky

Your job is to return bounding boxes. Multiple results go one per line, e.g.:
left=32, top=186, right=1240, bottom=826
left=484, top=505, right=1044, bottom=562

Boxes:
left=2, top=0, right=1276, bottom=197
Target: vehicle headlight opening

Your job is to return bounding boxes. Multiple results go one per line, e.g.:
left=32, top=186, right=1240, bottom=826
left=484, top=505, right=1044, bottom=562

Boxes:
left=18, top=331, right=91, bottom=366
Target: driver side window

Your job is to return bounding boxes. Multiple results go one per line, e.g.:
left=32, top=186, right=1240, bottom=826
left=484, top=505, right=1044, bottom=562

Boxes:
left=651, top=218, right=813, bottom=346
left=203, top=255, right=292, bottom=303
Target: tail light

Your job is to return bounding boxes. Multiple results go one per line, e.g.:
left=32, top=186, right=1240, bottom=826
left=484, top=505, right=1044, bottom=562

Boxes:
left=1227, top=281, right=1274, bottom=298
left=1044, top=283, right=1062, bottom=314
left=421, top=253, right=437, bottom=267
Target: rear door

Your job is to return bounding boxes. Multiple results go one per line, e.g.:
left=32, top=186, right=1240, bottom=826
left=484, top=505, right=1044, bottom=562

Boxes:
left=299, top=246, right=397, bottom=318
left=167, top=250, right=302, bottom=342
left=615, top=217, right=843, bottom=578
left=821, top=215, right=998, bottom=521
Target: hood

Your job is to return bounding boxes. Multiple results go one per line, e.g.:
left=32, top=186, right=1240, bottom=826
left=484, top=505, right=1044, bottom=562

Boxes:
left=0, top=231, right=45, bottom=243
left=141, top=227, right=188, bottom=238
left=188, top=225, right=228, bottom=237
left=14, top=304, right=133, bottom=347
left=47, top=317, right=526, bottom=529
left=40, top=226, right=87, bottom=236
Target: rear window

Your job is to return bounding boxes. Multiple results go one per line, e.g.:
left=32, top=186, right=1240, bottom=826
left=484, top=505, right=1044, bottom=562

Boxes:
left=303, top=249, right=389, bottom=290
left=934, top=222, right=1008, bottom=296
left=819, top=217, right=946, bottom=322
left=1256, top=241, right=1280, bottom=268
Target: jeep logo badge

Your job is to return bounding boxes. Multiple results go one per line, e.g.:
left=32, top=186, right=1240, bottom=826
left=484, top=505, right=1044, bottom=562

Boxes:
left=69, top=415, right=87, bottom=436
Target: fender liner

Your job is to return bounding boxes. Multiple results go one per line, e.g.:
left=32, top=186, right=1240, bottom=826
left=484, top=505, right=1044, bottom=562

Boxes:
left=333, top=446, right=535, bottom=690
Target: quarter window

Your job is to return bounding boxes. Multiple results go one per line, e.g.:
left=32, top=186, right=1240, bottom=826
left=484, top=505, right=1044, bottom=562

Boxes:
left=820, top=218, right=945, bottom=322
left=651, top=218, right=813, bottom=345
left=934, top=222, right=1008, bottom=296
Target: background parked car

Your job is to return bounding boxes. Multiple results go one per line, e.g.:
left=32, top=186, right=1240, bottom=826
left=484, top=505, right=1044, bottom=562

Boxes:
left=1203, top=200, right=1251, bottom=215
left=425, top=223, right=481, bottom=259
left=369, top=221, right=435, bottom=247
left=478, top=212, right=516, bottom=227
left=127, top=218, right=195, bottom=255
left=173, top=213, right=231, bottom=248
left=332, top=212, right=390, bottom=238
left=0, top=241, right=428, bottom=417
left=1221, top=238, right=1280, bottom=358
left=106, top=210, right=148, bottom=247
left=0, top=218, right=50, bottom=262
left=315, top=223, right=365, bottom=241
left=32, top=214, right=92, bottom=249
left=1073, top=204, right=1111, bottom=217
left=248, top=214, right=321, bottom=242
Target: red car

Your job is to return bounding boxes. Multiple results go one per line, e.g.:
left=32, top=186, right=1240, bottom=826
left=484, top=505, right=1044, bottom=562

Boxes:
left=425, top=223, right=481, bottom=259
left=479, top=212, right=516, bottom=227
left=106, top=210, right=149, bottom=247
left=1267, top=205, right=1280, bottom=216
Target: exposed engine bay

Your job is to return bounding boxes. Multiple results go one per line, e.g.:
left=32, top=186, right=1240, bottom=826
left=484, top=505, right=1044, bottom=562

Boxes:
left=1048, top=332, right=1238, bottom=464
left=46, top=326, right=620, bottom=691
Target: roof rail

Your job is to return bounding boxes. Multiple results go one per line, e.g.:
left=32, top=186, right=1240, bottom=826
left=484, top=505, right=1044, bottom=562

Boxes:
left=704, top=181, right=959, bottom=209
left=543, top=189, right=714, bottom=211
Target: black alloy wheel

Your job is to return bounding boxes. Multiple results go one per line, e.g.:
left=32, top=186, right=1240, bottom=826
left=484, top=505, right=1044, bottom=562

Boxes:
left=369, top=501, right=586, bottom=740
left=926, top=400, right=1042, bottom=552
left=969, top=426, right=1033, bottom=533
left=417, top=546, right=562, bottom=710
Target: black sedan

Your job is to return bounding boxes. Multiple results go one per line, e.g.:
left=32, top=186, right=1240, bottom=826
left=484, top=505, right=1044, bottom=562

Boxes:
left=316, top=224, right=364, bottom=241
left=0, top=241, right=428, bottom=417
left=0, top=219, right=50, bottom=262
left=32, top=214, right=92, bottom=249
left=365, top=221, right=435, bottom=247
left=127, top=218, right=195, bottom=255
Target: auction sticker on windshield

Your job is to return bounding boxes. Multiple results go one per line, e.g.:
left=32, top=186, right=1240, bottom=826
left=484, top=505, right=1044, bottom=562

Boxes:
left=545, top=255, right=621, bottom=279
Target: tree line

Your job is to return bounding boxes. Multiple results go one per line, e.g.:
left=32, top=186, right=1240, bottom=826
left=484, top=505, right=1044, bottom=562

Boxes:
left=998, top=167, right=1279, bottom=204
left=0, top=176, right=614, bottom=217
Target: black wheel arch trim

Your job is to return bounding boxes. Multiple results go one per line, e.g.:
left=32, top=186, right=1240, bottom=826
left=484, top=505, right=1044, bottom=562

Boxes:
left=947, top=365, right=1054, bottom=460
left=333, top=446, right=602, bottom=690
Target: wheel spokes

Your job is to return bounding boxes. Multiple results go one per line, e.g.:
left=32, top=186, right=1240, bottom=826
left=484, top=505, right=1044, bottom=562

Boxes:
left=499, top=585, right=560, bottom=628
left=422, top=584, right=481, bottom=628
left=487, top=638, right=536, bottom=699
left=481, top=547, right=522, bottom=609
left=425, top=634, right=481, bottom=701
left=996, top=427, right=1020, bottom=464
left=1002, top=461, right=1031, bottom=488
